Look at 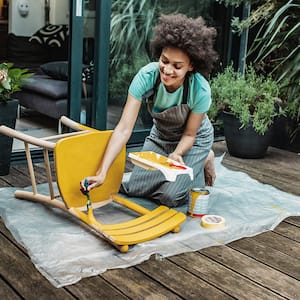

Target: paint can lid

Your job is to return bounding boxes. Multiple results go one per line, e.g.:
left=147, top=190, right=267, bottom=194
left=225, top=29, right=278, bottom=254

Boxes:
left=191, top=188, right=210, bottom=195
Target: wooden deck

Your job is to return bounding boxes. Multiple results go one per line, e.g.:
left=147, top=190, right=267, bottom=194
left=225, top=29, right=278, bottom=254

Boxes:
left=0, top=141, right=299, bottom=300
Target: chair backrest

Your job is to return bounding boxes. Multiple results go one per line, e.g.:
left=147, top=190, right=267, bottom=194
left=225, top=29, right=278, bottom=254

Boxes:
left=55, top=130, right=125, bottom=209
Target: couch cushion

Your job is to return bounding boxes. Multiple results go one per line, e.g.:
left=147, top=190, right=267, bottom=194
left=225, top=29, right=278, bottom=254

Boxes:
left=40, top=61, right=68, bottom=81
left=14, top=91, right=68, bottom=119
left=23, top=75, right=68, bottom=99
left=41, top=61, right=94, bottom=84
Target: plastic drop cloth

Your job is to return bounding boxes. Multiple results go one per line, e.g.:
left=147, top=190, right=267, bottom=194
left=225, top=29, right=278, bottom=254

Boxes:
left=0, top=155, right=299, bottom=288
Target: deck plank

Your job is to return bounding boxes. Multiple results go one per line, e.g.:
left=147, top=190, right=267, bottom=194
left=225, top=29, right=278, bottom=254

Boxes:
left=200, top=245, right=300, bottom=300
left=101, top=267, right=182, bottom=299
left=169, top=252, right=285, bottom=300
left=274, top=222, right=300, bottom=242
left=0, top=279, right=22, bottom=300
left=136, top=256, right=233, bottom=299
left=66, top=275, right=129, bottom=299
left=251, top=231, right=300, bottom=258
left=0, top=233, right=75, bottom=300
left=213, top=143, right=300, bottom=195
left=229, top=237, right=300, bottom=280
left=284, top=216, right=300, bottom=227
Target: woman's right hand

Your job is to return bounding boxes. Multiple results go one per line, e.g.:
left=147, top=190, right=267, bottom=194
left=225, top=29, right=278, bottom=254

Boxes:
left=80, top=173, right=106, bottom=193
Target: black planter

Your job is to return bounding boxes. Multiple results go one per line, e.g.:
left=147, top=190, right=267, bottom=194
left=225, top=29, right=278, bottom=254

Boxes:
left=271, top=115, right=300, bottom=153
left=223, top=111, right=273, bottom=159
left=0, top=99, right=19, bottom=175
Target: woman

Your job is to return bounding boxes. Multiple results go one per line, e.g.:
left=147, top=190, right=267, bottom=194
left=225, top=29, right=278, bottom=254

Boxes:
left=81, top=14, right=218, bottom=207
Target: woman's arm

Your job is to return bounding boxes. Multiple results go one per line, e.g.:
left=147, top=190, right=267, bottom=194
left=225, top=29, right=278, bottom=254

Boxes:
left=168, top=112, right=205, bottom=164
left=81, top=94, right=141, bottom=191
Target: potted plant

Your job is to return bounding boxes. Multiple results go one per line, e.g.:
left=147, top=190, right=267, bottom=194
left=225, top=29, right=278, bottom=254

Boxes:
left=218, top=0, right=300, bottom=151
left=209, top=65, right=283, bottom=158
left=0, top=62, right=33, bottom=175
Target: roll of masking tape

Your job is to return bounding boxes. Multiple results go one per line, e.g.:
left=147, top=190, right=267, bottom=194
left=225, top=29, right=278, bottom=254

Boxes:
left=201, top=215, right=225, bottom=229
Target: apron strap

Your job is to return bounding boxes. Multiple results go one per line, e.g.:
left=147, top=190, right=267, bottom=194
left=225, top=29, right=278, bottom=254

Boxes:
left=182, top=74, right=189, bottom=105
left=143, top=73, right=190, bottom=105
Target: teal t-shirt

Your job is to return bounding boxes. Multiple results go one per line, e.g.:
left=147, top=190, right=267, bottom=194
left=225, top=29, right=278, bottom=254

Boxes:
left=128, top=62, right=211, bottom=114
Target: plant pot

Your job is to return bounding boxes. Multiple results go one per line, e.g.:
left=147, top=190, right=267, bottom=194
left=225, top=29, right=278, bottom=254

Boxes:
left=271, top=115, right=300, bottom=153
left=0, top=99, right=19, bottom=175
left=222, top=111, right=273, bottom=159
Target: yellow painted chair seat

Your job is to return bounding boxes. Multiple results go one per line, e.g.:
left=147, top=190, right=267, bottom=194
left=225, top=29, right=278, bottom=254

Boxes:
left=54, top=124, right=186, bottom=252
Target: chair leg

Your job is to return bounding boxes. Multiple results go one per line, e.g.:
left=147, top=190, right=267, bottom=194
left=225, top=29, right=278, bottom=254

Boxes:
left=17, top=104, right=21, bottom=119
left=58, top=119, right=62, bottom=134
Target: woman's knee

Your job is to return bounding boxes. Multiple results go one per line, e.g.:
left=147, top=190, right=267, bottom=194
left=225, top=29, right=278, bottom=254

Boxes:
left=154, top=187, right=189, bottom=207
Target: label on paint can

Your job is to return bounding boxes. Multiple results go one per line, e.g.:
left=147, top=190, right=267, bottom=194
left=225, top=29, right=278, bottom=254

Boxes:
left=187, top=188, right=210, bottom=217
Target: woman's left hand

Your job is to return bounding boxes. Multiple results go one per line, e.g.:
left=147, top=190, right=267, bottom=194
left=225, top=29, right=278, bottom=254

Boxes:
left=168, top=152, right=185, bottom=165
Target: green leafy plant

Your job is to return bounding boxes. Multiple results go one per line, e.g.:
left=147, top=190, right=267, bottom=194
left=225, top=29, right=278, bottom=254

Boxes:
left=0, top=62, right=33, bottom=103
left=216, top=0, right=300, bottom=138
left=209, top=65, right=282, bottom=134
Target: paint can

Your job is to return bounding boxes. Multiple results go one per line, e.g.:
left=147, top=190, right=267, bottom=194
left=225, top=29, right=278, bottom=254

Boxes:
left=187, top=188, right=210, bottom=217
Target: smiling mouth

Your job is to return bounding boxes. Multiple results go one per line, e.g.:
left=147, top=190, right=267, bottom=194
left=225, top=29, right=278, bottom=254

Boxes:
left=161, top=74, right=175, bottom=81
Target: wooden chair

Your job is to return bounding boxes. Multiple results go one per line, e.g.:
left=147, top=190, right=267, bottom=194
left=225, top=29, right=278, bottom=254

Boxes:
left=0, top=116, right=186, bottom=252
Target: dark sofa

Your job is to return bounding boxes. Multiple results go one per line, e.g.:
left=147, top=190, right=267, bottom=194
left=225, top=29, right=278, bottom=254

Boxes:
left=6, top=28, right=94, bottom=120
left=14, top=73, right=70, bottom=119
left=14, top=61, right=93, bottom=120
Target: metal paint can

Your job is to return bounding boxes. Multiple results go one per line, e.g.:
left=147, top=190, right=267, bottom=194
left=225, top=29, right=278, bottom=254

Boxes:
left=187, top=188, right=210, bottom=217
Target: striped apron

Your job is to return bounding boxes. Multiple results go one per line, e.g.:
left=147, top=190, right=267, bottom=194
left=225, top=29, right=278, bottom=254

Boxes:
left=122, top=92, right=214, bottom=207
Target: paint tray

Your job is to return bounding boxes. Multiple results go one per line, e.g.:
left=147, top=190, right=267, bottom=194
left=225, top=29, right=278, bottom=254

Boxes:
left=128, top=151, right=194, bottom=182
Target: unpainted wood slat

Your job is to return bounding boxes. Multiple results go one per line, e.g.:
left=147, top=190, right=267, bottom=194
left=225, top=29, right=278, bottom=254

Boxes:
left=200, top=245, right=300, bottom=300
left=223, top=156, right=299, bottom=183
left=0, top=234, right=74, bottom=300
left=229, top=237, right=300, bottom=280
left=251, top=231, right=300, bottom=258
left=2, top=166, right=32, bottom=187
left=137, top=256, right=233, bottom=300
left=220, top=158, right=300, bottom=195
left=66, top=275, right=129, bottom=299
left=169, top=252, right=284, bottom=300
left=213, top=143, right=300, bottom=195
left=0, top=279, right=22, bottom=300
left=1, top=219, right=128, bottom=299
left=284, top=216, right=300, bottom=227
left=0, top=178, right=11, bottom=187
left=0, top=220, right=28, bottom=254
left=273, top=221, right=300, bottom=242
left=101, top=267, right=182, bottom=300
left=214, top=142, right=300, bottom=170
left=13, top=163, right=55, bottom=185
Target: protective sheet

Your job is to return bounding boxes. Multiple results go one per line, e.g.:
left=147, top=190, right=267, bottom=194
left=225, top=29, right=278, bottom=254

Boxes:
left=0, top=155, right=299, bottom=288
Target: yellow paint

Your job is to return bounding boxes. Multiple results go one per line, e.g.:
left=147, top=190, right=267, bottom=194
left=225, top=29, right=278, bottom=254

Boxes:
left=55, top=130, right=125, bottom=209
left=0, top=1, right=3, bottom=17
left=130, top=151, right=186, bottom=170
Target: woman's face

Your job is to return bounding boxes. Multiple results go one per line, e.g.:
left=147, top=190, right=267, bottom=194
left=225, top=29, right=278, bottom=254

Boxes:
left=159, top=47, right=193, bottom=92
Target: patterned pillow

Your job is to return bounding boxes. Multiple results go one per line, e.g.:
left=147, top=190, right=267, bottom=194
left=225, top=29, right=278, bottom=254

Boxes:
left=29, top=24, right=69, bottom=48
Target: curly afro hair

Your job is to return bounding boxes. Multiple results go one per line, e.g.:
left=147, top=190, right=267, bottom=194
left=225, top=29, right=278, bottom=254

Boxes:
left=151, top=14, right=219, bottom=76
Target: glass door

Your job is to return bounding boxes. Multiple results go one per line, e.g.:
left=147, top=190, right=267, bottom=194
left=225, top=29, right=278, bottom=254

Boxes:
left=69, top=0, right=111, bottom=130
left=107, top=0, right=232, bottom=145
left=70, top=0, right=233, bottom=144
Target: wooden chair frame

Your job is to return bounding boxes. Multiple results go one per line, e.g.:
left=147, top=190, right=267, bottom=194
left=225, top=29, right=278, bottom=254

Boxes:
left=0, top=116, right=186, bottom=252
